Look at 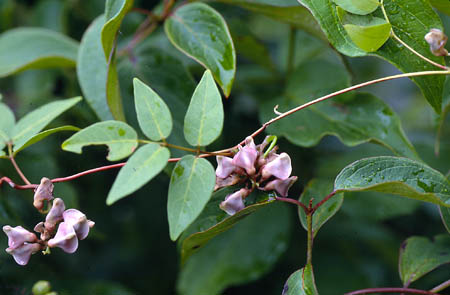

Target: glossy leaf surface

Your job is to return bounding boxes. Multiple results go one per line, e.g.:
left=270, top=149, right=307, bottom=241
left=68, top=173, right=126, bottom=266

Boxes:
left=334, top=156, right=450, bottom=207
left=184, top=70, right=224, bottom=147
left=282, top=264, right=319, bottom=295
left=165, top=3, right=236, bottom=96
left=168, top=155, right=216, bottom=241
left=133, top=78, right=173, bottom=141
left=0, top=28, right=78, bottom=77
left=61, top=120, right=138, bottom=161
left=430, top=0, right=450, bottom=15
left=12, top=97, right=81, bottom=151
left=440, top=206, right=450, bottom=234
left=0, top=102, right=15, bottom=140
left=332, top=0, right=380, bottom=15
left=399, top=235, right=450, bottom=285
left=299, top=179, right=344, bottom=237
left=107, top=143, right=170, bottom=205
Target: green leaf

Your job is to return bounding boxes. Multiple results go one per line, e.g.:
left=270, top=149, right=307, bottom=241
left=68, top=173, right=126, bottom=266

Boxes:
left=179, top=187, right=275, bottom=264
left=177, top=203, right=291, bottom=295
left=334, top=156, right=450, bottom=207
left=13, top=125, right=80, bottom=155
left=77, top=15, right=114, bottom=121
left=260, top=60, right=419, bottom=160
left=399, top=235, right=450, bottom=285
left=282, top=264, right=319, bottom=295
left=332, top=0, right=380, bottom=15
left=167, top=155, right=216, bottom=241
left=0, top=28, right=78, bottom=77
left=299, top=179, right=344, bottom=237
left=340, top=11, right=392, bottom=52
left=0, top=102, right=15, bottom=140
left=106, top=58, right=126, bottom=121
left=107, top=143, right=170, bottom=205
left=429, top=0, right=450, bottom=15
left=184, top=70, right=224, bottom=147
left=61, top=120, right=138, bottom=161
left=439, top=206, right=450, bottom=234
left=12, top=97, right=81, bottom=151
left=165, top=3, right=236, bottom=97
left=133, top=78, right=173, bottom=141
left=298, top=0, right=446, bottom=112
left=102, top=0, right=134, bottom=59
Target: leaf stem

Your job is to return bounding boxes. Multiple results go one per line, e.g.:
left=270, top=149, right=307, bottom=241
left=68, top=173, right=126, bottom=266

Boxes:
left=312, top=191, right=337, bottom=213
left=0, top=176, right=37, bottom=190
left=430, top=279, right=450, bottom=293
left=8, top=143, right=31, bottom=185
left=275, top=196, right=308, bottom=213
left=306, top=201, right=313, bottom=266
left=345, top=287, right=441, bottom=295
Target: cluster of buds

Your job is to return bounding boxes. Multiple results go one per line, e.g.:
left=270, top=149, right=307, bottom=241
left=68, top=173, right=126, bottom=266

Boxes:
left=425, top=28, right=449, bottom=56
left=216, top=136, right=298, bottom=215
left=2, top=178, right=94, bottom=266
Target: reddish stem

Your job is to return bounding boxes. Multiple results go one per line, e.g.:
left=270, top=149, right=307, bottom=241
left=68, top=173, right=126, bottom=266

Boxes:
left=345, top=288, right=441, bottom=295
left=312, top=191, right=337, bottom=213
left=0, top=176, right=37, bottom=190
left=275, top=196, right=308, bottom=213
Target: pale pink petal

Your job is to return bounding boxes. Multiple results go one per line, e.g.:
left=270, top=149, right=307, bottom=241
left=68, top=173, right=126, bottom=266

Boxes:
left=264, top=176, right=298, bottom=197
left=6, top=243, right=42, bottom=266
left=261, top=153, right=292, bottom=180
left=48, top=222, right=78, bottom=253
left=33, top=178, right=54, bottom=210
left=44, top=198, right=66, bottom=232
left=63, top=209, right=94, bottom=240
left=216, top=156, right=236, bottom=178
left=3, top=225, right=37, bottom=249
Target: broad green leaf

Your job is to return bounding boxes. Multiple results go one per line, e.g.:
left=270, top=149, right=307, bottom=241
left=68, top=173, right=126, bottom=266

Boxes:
left=184, top=70, right=224, bottom=147
left=0, top=130, right=8, bottom=157
left=13, top=125, right=80, bottom=155
left=334, top=156, right=450, bottom=207
left=107, top=143, right=170, bottom=205
left=179, top=187, right=275, bottom=264
left=102, top=0, right=134, bottom=59
left=399, top=235, right=450, bottom=285
left=282, top=264, right=319, bottom=295
left=298, top=0, right=446, bottom=112
left=214, top=0, right=326, bottom=41
left=165, top=3, right=236, bottom=96
left=429, top=0, right=450, bottom=15
left=106, top=58, right=126, bottom=121
left=299, top=179, right=344, bottom=237
left=177, top=203, right=291, bottom=295
left=133, top=78, right=173, bottom=141
left=61, top=120, right=138, bottom=161
left=12, top=97, right=81, bottom=151
left=440, top=206, right=450, bottom=234
left=77, top=15, right=114, bottom=120
left=0, top=102, right=15, bottom=140
left=435, top=76, right=450, bottom=155
left=260, top=60, right=419, bottom=160
left=332, top=0, right=379, bottom=15
left=0, top=28, right=78, bottom=77
left=167, top=155, right=216, bottom=241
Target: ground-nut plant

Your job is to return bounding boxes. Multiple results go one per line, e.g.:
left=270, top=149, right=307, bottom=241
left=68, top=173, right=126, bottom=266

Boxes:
left=0, top=0, right=450, bottom=294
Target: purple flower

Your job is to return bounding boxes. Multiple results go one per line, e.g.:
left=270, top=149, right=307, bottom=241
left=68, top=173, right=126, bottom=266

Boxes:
left=47, top=222, right=78, bottom=253
left=6, top=242, right=42, bottom=266
left=216, top=156, right=236, bottom=178
left=63, top=209, right=95, bottom=240
left=33, top=177, right=54, bottom=211
left=232, top=137, right=258, bottom=175
left=3, top=225, right=37, bottom=249
left=263, top=176, right=298, bottom=197
left=44, top=198, right=65, bottom=232
left=220, top=188, right=250, bottom=215
left=425, top=28, right=448, bottom=56
left=261, top=153, right=292, bottom=180
left=214, top=174, right=242, bottom=191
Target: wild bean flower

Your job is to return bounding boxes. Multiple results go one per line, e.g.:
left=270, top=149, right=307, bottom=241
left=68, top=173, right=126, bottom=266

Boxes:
left=425, top=28, right=448, bottom=56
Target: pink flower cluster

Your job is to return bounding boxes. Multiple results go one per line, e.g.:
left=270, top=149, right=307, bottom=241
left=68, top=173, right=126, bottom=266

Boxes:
left=216, top=136, right=297, bottom=215
left=2, top=178, right=94, bottom=266
left=425, top=28, right=448, bottom=56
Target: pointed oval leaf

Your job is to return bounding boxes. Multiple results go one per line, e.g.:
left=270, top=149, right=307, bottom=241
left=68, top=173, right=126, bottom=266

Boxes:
left=334, top=156, right=450, bottom=207
left=106, top=59, right=125, bottom=121
left=0, top=28, right=78, bottom=77
left=184, top=70, right=224, bottom=147
left=13, top=125, right=80, bottom=155
left=61, top=120, right=138, bottom=161
left=332, top=0, right=380, bottom=15
left=179, top=187, right=275, bottom=264
left=107, top=143, right=170, bottom=205
left=77, top=15, right=114, bottom=121
left=177, top=203, right=291, bottom=295
left=299, top=179, right=344, bottom=237
left=282, top=264, right=319, bottom=295
left=165, top=3, right=236, bottom=96
left=429, top=0, right=450, bottom=16
left=399, top=235, right=450, bottom=285
left=12, top=97, right=82, bottom=151
left=167, top=155, right=215, bottom=241
left=0, top=102, right=15, bottom=140
left=133, top=78, right=173, bottom=141
left=439, top=206, right=450, bottom=234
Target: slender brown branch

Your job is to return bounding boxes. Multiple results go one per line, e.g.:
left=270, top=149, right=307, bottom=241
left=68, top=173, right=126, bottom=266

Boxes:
left=51, top=163, right=127, bottom=183
left=275, top=196, right=308, bottom=213
left=312, top=191, right=337, bottom=213
left=8, top=143, right=31, bottom=185
left=430, top=279, right=450, bottom=293
left=345, top=288, right=441, bottom=295
left=306, top=202, right=314, bottom=265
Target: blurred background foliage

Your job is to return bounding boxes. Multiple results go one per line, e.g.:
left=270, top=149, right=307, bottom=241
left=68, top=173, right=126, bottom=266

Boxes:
left=0, top=0, right=449, bottom=294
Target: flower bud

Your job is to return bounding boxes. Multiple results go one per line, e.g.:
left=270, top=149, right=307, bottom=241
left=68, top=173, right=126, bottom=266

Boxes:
left=3, top=225, right=37, bottom=249
left=6, top=242, right=42, bottom=266
left=232, top=137, right=258, bottom=175
left=63, top=209, right=94, bottom=240
left=216, top=156, right=236, bottom=178
left=47, top=222, right=78, bottom=253
left=44, top=198, right=65, bottom=232
left=425, top=28, right=448, bottom=56
left=32, top=280, right=51, bottom=295
left=219, top=188, right=250, bottom=215
left=263, top=176, right=298, bottom=197
left=33, top=177, right=54, bottom=211
left=34, top=222, right=51, bottom=241
left=261, top=152, right=292, bottom=180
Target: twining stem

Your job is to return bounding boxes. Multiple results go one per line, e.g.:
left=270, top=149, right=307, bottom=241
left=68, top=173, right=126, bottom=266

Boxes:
left=312, top=191, right=337, bottom=213
left=8, top=143, right=31, bottom=185
left=430, top=279, right=450, bottom=293
left=275, top=196, right=308, bottom=212
left=345, top=287, right=441, bottom=295
left=306, top=206, right=313, bottom=265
